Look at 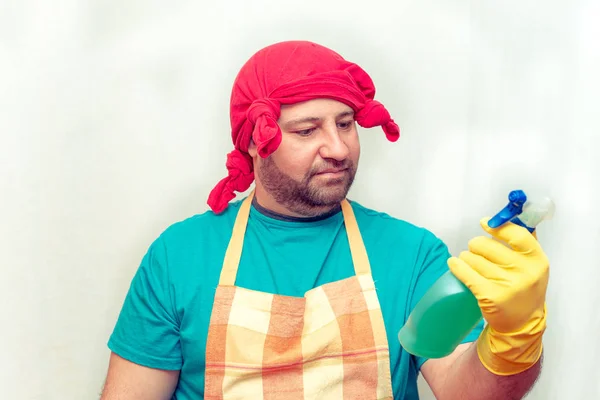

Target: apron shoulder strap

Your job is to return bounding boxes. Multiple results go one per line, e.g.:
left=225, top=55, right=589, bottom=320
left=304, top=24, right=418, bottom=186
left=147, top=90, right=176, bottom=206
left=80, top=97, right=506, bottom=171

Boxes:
left=219, top=192, right=254, bottom=286
left=341, top=199, right=372, bottom=276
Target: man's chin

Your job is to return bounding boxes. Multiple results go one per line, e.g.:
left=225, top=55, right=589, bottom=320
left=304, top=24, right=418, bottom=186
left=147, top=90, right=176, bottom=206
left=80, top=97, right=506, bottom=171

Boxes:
left=308, top=184, right=351, bottom=205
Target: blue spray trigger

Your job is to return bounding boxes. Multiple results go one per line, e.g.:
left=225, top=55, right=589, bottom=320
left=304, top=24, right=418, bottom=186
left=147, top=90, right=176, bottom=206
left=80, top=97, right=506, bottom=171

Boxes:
left=487, top=190, right=528, bottom=229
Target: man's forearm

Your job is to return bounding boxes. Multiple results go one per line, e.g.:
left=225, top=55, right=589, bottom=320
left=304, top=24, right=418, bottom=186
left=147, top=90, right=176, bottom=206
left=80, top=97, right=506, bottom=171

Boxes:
left=441, top=342, right=541, bottom=400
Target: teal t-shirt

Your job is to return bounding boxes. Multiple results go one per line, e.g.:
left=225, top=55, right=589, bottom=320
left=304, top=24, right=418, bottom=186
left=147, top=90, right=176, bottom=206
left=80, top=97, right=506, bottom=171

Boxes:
left=108, top=198, right=483, bottom=399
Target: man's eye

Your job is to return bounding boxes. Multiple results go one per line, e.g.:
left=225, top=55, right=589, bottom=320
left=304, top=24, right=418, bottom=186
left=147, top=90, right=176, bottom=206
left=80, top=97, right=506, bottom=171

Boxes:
left=338, top=121, right=353, bottom=129
left=295, top=128, right=315, bottom=136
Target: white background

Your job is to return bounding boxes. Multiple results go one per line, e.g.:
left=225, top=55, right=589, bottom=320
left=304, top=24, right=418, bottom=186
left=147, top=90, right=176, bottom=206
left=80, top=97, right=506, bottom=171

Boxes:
left=1, top=0, right=599, bottom=398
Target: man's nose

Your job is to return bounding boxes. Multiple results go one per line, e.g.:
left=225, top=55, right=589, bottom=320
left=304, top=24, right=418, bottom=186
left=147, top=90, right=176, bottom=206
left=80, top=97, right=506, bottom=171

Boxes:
left=319, top=123, right=350, bottom=161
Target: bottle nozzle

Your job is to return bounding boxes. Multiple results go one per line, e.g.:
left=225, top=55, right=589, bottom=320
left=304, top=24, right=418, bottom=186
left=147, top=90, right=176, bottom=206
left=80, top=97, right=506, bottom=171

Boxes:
left=488, top=190, right=555, bottom=232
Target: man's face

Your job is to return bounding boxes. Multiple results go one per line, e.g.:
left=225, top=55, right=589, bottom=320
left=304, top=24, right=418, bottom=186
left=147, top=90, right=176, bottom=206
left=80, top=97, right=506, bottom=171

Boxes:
left=252, top=98, right=360, bottom=216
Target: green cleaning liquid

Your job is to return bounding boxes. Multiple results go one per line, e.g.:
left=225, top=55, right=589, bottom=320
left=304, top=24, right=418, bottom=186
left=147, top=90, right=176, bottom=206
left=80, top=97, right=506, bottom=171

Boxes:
left=398, top=270, right=482, bottom=358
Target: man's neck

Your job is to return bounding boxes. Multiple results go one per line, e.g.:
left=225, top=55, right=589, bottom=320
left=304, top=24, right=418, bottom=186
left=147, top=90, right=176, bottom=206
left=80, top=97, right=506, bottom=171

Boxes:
left=251, top=196, right=341, bottom=222
left=252, top=187, right=340, bottom=219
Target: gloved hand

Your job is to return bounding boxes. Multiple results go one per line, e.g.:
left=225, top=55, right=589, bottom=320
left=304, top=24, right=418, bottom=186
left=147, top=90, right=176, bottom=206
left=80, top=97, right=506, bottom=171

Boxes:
left=447, top=217, right=549, bottom=376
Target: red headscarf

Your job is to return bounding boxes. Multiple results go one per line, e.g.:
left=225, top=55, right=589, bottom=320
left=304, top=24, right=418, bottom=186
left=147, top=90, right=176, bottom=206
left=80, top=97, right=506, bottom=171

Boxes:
left=207, top=40, right=400, bottom=213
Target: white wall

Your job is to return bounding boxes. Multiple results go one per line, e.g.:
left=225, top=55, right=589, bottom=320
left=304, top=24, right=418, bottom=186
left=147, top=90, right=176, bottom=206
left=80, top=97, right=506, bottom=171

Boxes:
left=2, top=0, right=599, bottom=398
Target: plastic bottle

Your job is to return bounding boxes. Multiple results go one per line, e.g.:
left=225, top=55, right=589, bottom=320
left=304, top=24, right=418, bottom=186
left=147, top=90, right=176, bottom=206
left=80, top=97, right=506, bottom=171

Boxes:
left=397, top=190, right=555, bottom=359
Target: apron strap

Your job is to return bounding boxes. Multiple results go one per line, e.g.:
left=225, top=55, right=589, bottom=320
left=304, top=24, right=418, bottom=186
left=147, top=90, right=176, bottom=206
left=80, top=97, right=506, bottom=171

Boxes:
left=219, top=191, right=255, bottom=286
left=219, top=193, right=371, bottom=286
left=341, top=199, right=372, bottom=276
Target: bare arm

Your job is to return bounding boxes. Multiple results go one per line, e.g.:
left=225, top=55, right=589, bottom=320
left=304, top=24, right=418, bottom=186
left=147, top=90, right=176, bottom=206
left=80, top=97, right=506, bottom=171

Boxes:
left=421, top=343, right=541, bottom=400
left=100, top=352, right=180, bottom=400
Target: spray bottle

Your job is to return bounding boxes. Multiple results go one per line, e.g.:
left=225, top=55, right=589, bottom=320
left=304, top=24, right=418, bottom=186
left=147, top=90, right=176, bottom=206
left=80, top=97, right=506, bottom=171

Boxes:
left=397, top=190, right=555, bottom=359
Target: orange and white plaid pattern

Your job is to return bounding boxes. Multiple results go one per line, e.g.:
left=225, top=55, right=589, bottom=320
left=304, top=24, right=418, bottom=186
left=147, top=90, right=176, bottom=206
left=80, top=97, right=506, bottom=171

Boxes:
left=204, top=193, right=394, bottom=399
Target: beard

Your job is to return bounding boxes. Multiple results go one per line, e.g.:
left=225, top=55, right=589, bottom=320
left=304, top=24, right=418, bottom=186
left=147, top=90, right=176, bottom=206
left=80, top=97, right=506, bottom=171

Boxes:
left=257, top=157, right=357, bottom=217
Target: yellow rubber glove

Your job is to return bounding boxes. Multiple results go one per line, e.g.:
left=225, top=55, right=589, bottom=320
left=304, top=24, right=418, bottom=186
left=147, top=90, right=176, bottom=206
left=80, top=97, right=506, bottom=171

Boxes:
left=447, top=218, right=549, bottom=376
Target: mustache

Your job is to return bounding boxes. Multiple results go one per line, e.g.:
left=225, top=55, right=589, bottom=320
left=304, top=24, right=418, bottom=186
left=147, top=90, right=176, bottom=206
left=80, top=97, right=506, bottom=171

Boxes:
left=310, top=160, right=353, bottom=176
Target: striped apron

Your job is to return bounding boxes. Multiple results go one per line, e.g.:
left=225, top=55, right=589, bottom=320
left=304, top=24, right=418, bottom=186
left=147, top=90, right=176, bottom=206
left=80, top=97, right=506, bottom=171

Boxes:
left=204, top=192, right=394, bottom=399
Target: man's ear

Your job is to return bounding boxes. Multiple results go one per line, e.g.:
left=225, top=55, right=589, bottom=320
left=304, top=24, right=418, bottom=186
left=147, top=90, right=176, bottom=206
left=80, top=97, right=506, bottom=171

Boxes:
left=248, top=139, right=258, bottom=158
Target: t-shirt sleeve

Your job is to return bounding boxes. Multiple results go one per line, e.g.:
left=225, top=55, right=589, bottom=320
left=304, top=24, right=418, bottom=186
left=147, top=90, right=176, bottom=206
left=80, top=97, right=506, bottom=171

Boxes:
left=410, top=230, right=484, bottom=370
left=108, top=236, right=182, bottom=370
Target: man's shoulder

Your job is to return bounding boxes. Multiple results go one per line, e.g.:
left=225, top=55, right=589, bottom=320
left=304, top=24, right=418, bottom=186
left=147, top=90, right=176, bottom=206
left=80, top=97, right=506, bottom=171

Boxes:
left=157, top=199, right=244, bottom=246
left=350, top=200, right=427, bottom=232
left=351, top=201, right=445, bottom=251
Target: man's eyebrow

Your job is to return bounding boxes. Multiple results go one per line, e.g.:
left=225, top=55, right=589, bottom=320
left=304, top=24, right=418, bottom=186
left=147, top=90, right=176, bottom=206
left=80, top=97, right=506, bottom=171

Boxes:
left=282, top=110, right=355, bottom=129
left=283, top=116, right=321, bottom=128
left=336, top=110, right=355, bottom=119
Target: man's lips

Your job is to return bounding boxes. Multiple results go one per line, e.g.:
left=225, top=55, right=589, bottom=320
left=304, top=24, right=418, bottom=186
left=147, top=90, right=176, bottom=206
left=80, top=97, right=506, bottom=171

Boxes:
left=316, top=167, right=348, bottom=175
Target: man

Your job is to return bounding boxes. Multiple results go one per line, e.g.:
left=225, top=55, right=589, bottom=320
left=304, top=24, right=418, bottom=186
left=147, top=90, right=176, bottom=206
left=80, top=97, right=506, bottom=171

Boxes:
left=101, top=41, right=548, bottom=399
